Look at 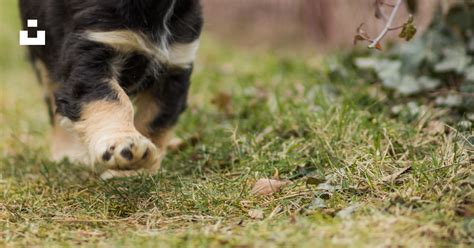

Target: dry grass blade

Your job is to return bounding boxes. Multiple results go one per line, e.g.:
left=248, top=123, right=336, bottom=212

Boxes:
left=382, top=165, right=412, bottom=182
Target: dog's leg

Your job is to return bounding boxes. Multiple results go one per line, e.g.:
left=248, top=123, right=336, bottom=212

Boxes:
left=54, top=40, right=159, bottom=174
left=133, top=92, right=171, bottom=173
left=133, top=67, right=193, bottom=173
left=99, top=91, right=171, bottom=179
left=61, top=80, right=159, bottom=172
left=33, top=60, right=89, bottom=163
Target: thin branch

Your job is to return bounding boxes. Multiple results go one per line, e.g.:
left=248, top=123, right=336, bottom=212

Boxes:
left=388, top=25, right=404, bottom=31
left=369, top=0, right=403, bottom=48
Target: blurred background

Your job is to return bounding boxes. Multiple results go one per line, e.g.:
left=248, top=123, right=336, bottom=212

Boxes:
left=0, top=0, right=439, bottom=65
left=201, top=0, right=436, bottom=52
left=1, top=0, right=472, bottom=120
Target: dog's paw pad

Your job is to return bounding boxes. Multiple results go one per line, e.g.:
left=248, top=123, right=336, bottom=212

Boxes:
left=95, top=135, right=158, bottom=170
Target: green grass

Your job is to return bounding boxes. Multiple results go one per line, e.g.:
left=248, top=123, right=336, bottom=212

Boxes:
left=1, top=0, right=473, bottom=247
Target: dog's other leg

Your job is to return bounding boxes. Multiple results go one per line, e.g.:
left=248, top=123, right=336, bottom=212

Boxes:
left=133, top=67, right=193, bottom=173
left=33, top=60, right=88, bottom=163
left=55, top=40, right=159, bottom=174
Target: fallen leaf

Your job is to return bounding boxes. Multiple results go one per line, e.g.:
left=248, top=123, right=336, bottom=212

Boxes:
left=316, top=182, right=341, bottom=192
left=457, top=121, right=472, bottom=131
left=308, top=197, right=326, bottom=210
left=455, top=200, right=474, bottom=217
left=382, top=165, right=412, bottom=182
left=248, top=209, right=264, bottom=220
left=211, top=92, right=233, bottom=116
left=251, top=178, right=291, bottom=196
left=288, top=166, right=317, bottom=180
left=425, top=121, right=445, bottom=135
left=306, top=176, right=326, bottom=186
left=336, top=204, right=360, bottom=218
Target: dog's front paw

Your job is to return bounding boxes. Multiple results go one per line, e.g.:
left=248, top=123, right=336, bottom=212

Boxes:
left=92, top=133, right=159, bottom=171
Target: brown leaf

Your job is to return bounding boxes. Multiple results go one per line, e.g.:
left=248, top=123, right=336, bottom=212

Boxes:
left=425, top=121, right=445, bottom=135
left=251, top=178, right=291, bottom=196
left=248, top=209, right=264, bottom=220
left=375, top=42, right=383, bottom=51
left=455, top=200, right=474, bottom=217
left=382, top=165, right=412, bottom=182
left=353, top=35, right=367, bottom=45
left=354, top=23, right=372, bottom=46
left=356, top=23, right=368, bottom=36
left=211, top=92, right=233, bottom=115
left=306, top=176, right=326, bottom=186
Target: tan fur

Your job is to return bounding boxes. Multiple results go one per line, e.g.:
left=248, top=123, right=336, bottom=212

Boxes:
left=134, top=92, right=161, bottom=135
left=51, top=116, right=89, bottom=164
left=70, top=79, right=160, bottom=173
left=35, top=31, right=199, bottom=178
left=86, top=30, right=199, bottom=68
left=34, top=60, right=89, bottom=163
left=73, top=98, right=135, bottom=149
left=134, top=92, right=172, bottom=163
left=87, top=31, right=162, bottom=57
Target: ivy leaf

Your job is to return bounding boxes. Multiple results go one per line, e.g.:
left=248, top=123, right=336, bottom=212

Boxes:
left=465, top=65, right=474, bottom=82
left=355, top=58, right=441, bottom=95
left=445, top=2, right=474, bottom=32
left=434, top=46, right=471, bottom=73
left=468, top=37, right=474, bottom=53
left=399, top=15, right=417, bottom=41
left=397, top=75, right=422, bottom=95
left=417, top=76, right=441, bottom=90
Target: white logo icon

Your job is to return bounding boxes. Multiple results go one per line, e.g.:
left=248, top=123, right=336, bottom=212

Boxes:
left=20, top=19, right=46, bottom=46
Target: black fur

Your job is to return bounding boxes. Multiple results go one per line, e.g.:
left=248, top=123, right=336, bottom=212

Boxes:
left=19, top=0, right=203, bottom=133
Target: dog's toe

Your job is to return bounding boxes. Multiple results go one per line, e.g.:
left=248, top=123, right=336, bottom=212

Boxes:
left=95, top=134, right=158, bottom=170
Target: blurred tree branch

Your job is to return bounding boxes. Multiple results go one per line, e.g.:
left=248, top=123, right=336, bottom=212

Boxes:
left=369, top=0, right=404, bottom=48
left=354, top=0, right=417, bottom=50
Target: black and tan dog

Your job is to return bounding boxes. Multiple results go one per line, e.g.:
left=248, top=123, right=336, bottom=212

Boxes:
left=19, top=0, right=203, bottom=178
